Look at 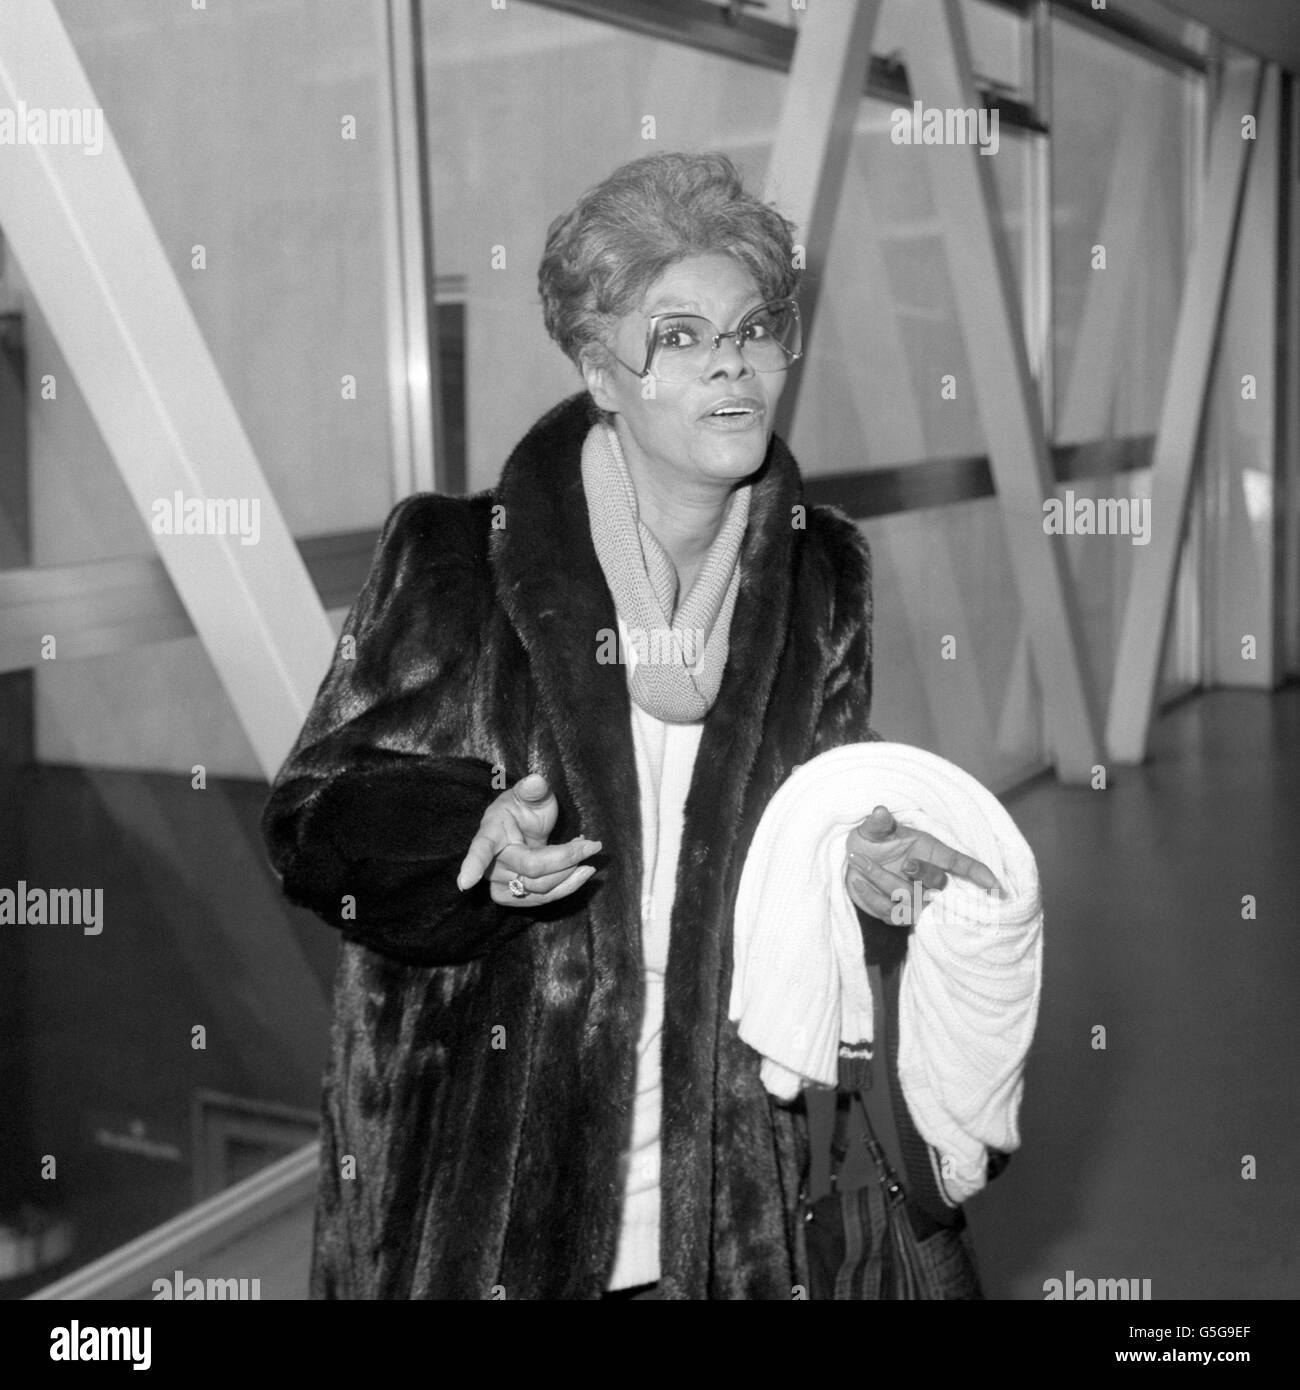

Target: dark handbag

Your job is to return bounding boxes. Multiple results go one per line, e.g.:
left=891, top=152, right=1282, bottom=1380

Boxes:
left=799, top=942, right=985, bottom=1301
left=801, top=1088, right=983, bottom=1300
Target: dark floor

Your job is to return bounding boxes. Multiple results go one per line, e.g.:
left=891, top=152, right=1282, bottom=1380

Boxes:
left=966, top=685, right=1300, bottom=1300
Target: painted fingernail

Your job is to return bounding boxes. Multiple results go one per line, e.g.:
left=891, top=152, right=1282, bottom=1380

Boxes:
left=903, top=859, right=920, bottom=876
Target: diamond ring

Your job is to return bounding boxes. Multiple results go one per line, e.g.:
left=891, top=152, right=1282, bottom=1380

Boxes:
left=508, top=876, right=527, bottom=898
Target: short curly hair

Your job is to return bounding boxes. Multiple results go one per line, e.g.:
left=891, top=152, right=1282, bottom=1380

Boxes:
left=538, top=150, right=800, bottom=367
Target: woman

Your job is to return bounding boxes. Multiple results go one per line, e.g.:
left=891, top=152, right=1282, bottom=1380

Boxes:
left=262, top=151, right=998, bottom=1299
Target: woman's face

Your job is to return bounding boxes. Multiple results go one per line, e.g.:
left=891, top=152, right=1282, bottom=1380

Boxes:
left=582, top=252, right=789, bottom=494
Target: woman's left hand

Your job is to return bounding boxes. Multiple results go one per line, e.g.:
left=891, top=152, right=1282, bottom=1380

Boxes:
left=845, top=805, right=1001, bottom=924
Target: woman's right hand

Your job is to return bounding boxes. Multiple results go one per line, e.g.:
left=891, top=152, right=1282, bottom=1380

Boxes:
left=455, top=772, right=602, bottom=907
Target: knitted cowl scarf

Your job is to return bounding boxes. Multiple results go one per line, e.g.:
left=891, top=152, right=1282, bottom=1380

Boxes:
left=580, top=420, right=751, bottom=724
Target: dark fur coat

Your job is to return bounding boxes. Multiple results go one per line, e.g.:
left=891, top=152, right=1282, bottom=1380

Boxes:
left=262, top=391, right=876, bottom=1299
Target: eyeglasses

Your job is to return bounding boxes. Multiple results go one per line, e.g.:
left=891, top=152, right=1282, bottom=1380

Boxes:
left=611, top=298, right=803, bottom=383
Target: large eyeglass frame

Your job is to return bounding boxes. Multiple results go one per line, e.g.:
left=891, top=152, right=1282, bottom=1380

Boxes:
left=610, top=297, right=803, bottom=382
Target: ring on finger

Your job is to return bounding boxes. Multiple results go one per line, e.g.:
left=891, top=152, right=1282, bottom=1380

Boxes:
left=507, top=875, right=528, bottom=899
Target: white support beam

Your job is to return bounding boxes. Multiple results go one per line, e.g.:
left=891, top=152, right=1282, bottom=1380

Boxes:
left=1107, top=59, right=1263, bottom=763
left=0, top=556, right=191, bottom=673
left=903, top=0, right=1103, bottom=783
left=763, top=0, right=881, bottom=434
left=0, top=530, right=376, bottom=677
left=0, top=0, right=336, bottom=780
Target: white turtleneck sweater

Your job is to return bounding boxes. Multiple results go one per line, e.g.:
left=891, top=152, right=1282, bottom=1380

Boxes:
left=606, top=619, right=704, bottom=1292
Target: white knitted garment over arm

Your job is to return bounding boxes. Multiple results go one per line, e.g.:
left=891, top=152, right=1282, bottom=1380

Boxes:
left=730, top=742, right=1043, bottom=1202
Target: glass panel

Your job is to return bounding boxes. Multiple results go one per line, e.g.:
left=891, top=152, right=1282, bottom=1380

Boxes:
left=1051, top=19, right=1192, bottom=443
left=862, top=500, right=1046, bottom=790
left=791, top=101, right=1032, bottom=474
left=957, top=0, right=1028, bottom=100
left=874, top=0, right=1029, bottom=102
left=1048, top=15, right=1201, bottom=700
left=46, top=0, right=396, bottom=545
left=2, top=0, right=396, bottom=1296
left=1200, top=64, right=1282, bottom=688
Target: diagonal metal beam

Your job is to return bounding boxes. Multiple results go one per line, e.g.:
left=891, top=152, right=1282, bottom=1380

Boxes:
left=763, top=0, right=882, bottom=438
left=903, top=0, right=1102, bottom=783
left=0, top=0, right=336, bottom=780
left=1106, top=59, right=1263, bottom=763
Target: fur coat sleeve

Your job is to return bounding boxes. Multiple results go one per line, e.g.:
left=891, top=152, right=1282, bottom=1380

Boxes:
left=262, top=392, right=878, bottom=1299
left=262, top=495, right=535, bottom=966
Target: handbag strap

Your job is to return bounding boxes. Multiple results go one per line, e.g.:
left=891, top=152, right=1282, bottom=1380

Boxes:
left=854, top=960, right=916, bottom=1210
left=853, top=935, right=962, bottom=1237
left=827, top=1092, right=853, bottom=1193
left=854, top=1094, right=908, bottom=1203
